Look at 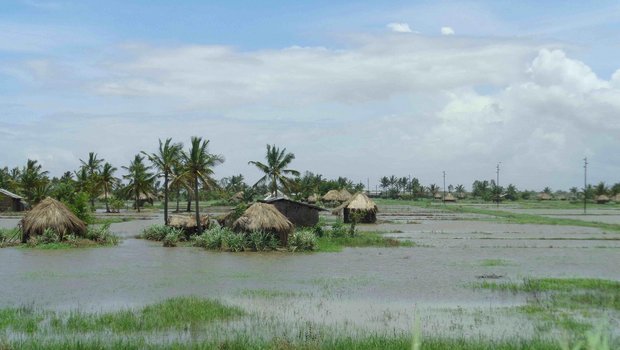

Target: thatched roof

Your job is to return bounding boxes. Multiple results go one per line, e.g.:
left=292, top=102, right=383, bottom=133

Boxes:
left=168, top=214, right=209, bottom=230
left=612, top=194, right=620, bottom=202
left=232, top=191, right=244, bottom=201
left=232, top=203, right=294, bottom=235
left=20, top=197, right=86, bottom=239
left=307, top=193, right=320, bottom=203
left=444, top=193, right=457, bottom=202
left=323, top=189, right=352, bottom=202
left=538, top=193, right=552, bottom=200
left=332, top=192, right=377, bottom=215
left=596, top=195, right=610, bottom=203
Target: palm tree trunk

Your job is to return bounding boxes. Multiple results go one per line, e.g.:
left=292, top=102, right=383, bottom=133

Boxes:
left=135, top=190, right=140, bottom=213
left=194, top=176, right=201, bottom=234
left=176, top=186, right=180, bottom=212
left=104, top=187, right=110, bottom=213
left=163, top=172, right=169, bottom=225
left=272, top=175, right=277, bottom=196
left=186, top=190, right=192, bottom=212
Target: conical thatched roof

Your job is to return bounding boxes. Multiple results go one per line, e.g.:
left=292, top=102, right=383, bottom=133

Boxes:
left=332, top=192, right=377, bottom=215
left=20, top=197, right=86, bottom=241
left=444, top=193, right=457, bottom=202
left=338, top=189, right=352, bottom=201
left=596, top=194, right=610, bottom=203
left=322, top=189, right=341, bottom=202
left=538, top=193, right=552, bottom=200
left=307, top=193, right=320, bottom=204
left=168, top=214, right=210, bottom=231
left=232, top=203, right=294, bottom=236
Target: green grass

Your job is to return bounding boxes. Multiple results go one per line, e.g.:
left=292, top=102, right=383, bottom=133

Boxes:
left=316, top=231, right=415, bottom=252
left=478, top=259, right=512, bottom=267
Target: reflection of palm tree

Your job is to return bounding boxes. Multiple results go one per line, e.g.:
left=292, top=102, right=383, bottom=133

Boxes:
left=249, top=144, right=299, bottom=197
left=180, top=137, right=224, bottom=233
left=99, top=162, right=119, bottom=213
left=122, top=155, right=155, bottom=213
left=143, top=139, right=183, bottom=225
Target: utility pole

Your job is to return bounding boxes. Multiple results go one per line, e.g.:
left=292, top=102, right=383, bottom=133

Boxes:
left=496, top=162, right=501, bottom=208
left=442, top=171, right=446, bottom=204
left=584, top=157, right=588, bottom=215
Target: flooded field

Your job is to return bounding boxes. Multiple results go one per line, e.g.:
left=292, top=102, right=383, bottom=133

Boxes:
left=1, top=203, right=619, bottom=346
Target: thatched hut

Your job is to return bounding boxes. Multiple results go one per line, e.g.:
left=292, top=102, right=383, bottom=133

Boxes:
left=231, top=191, right=244, bottom=203
left=596, top=195, right=610, bottom=204
left=307, top=193, right=320, bottom=204
left=444, top=193, right=457, bottom=202
left=232, top=203, right=294, bottom=245
left=538, top=193, right=552, bottom=201
left=136, top=192, right=155, bottom=208
left=612, top=194, right=620, bottom=203
left=168, top=214, right=210, bottom=233
left=338, top=189, right=352, bottom=202
left=0, top=188, right=26, bottom=212
left=260, top=198, right=326, bottom=227
left=20, top=197, right=86, bottom=242
left=333, top=192, right=378, bottom=224
left=323, top=189, right=352, bottom=203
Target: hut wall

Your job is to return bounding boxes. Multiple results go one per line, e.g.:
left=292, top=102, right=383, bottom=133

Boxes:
left=343, top=208, right=376, bottom=224
left=0, top=195, right=23, bottom=212
left=271, top=201, right=319, bottom=227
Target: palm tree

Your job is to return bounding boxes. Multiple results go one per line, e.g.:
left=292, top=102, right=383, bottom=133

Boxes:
left=594, top=182, right=608, bottom=196
left=143, top=138, right=183, bottom=225
left=79, top=152, right=103, bottom=210
left=20, top=159, right=49, bottom=205
left=180, top=137, right=224, bottom=233
left=122, top=155, right=155, bottom=213
left=428, top=184, right=440, bottom=199
left=455, top=184, right=466, bottom=199
left=249, top=144, right=300, bottom=197
left=98, top=162, right=119, bottom=213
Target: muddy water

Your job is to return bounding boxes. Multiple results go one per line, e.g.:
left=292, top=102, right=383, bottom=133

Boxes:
left=1, top=206, right=619, bottom=338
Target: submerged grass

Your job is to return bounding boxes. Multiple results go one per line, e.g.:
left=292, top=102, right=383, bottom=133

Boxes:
left=316, top=231, right=415, bottom=252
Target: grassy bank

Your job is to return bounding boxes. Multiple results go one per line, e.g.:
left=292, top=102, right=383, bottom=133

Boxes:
left=316, top=231, right=414, bottom=252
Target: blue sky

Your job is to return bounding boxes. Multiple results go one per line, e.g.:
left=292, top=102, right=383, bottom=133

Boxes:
left=1, top=0, right=620, bottom=190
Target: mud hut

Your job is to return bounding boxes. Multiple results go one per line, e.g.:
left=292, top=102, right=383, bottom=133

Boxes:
left=260, top=197, right=326, bottom=227
left=333, top=192, right=378, bottom=224
left=444, top=193, right=457, bottom=202
left=168, top=214, right=210, bottom=233
left=0, top=188, right=26, bottom=212
left=232, top=203, right=294, bottom=245
left=20, top=197, right=86, bottom=243
left=596, top=195, right=610, bottom=204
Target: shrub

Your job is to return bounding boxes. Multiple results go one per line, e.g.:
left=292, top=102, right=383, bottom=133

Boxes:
left=162, top=230, right=182, bottom=247
left=191, top=226, right=233, bottom=250
left=247, top=230, right=278, bottom=251
left=86, top=223, right=119, bottom=245
left=221, top=231, right=246, bottom=252
left=64, top=191, right=93, bottom=224
left=288, top=229, right=317, bottom=252
left=329, top=220, right=349, bottom=238
left=0, top=228, right=21, bottom=247
left=141, top=225, right=171, bottom=241
left=41, top=228, right=60, bottom=244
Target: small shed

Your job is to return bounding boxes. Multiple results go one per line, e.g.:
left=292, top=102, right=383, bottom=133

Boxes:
left=260, top=197, right=327, bottom=227
left=0, top=189, right=26, bottom=212
left=232, top=203, right=294, bottom=245
left=538, top=193, right=552, bottom=201
left=444, top=193, right=457, bottom=202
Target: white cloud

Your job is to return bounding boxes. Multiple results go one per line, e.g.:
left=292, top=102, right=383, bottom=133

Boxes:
left=4, top=33, right=620, bottom=190
left=440, top=26, right=455, bottom=35
left=387, top=22, right=412, bottom=33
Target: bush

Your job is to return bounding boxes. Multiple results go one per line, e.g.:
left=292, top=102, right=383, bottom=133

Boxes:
left=64, top=191, right=93, bottom=224
left=86, top=223, right=119, bottom=245
left=41, top=228, right=60, bottom=243
left=329, top=220, right=349, bottom=238
left=141, top=225, right=172, bottom=241
left=162, top=229, right=183, bottom=247
left=247, top=230, right=278, bottom=251
left=288, top=229, right=317, bottom=252
left=0, top=228, right=21, bottom=247
left=221, top=231, right=246, bottom=252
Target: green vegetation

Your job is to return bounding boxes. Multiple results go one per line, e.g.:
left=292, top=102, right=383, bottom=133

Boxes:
left=478, top=259, right=512, bottom=267
left=441, top=206, right=620, bottom=232
left=476, top=278, right=619, bottom=335
left=0, top=227, right=21, bottom=247
left=22, top=223, right=120, bottom=248
left=0, top=296, right=615, bottom=349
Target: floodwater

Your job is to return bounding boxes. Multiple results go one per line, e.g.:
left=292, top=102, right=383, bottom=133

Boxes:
left=1, top=205, right=619, bottom=339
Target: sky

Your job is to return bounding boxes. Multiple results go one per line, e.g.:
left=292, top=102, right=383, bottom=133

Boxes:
left=1, top=0, right=619, bottom=191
